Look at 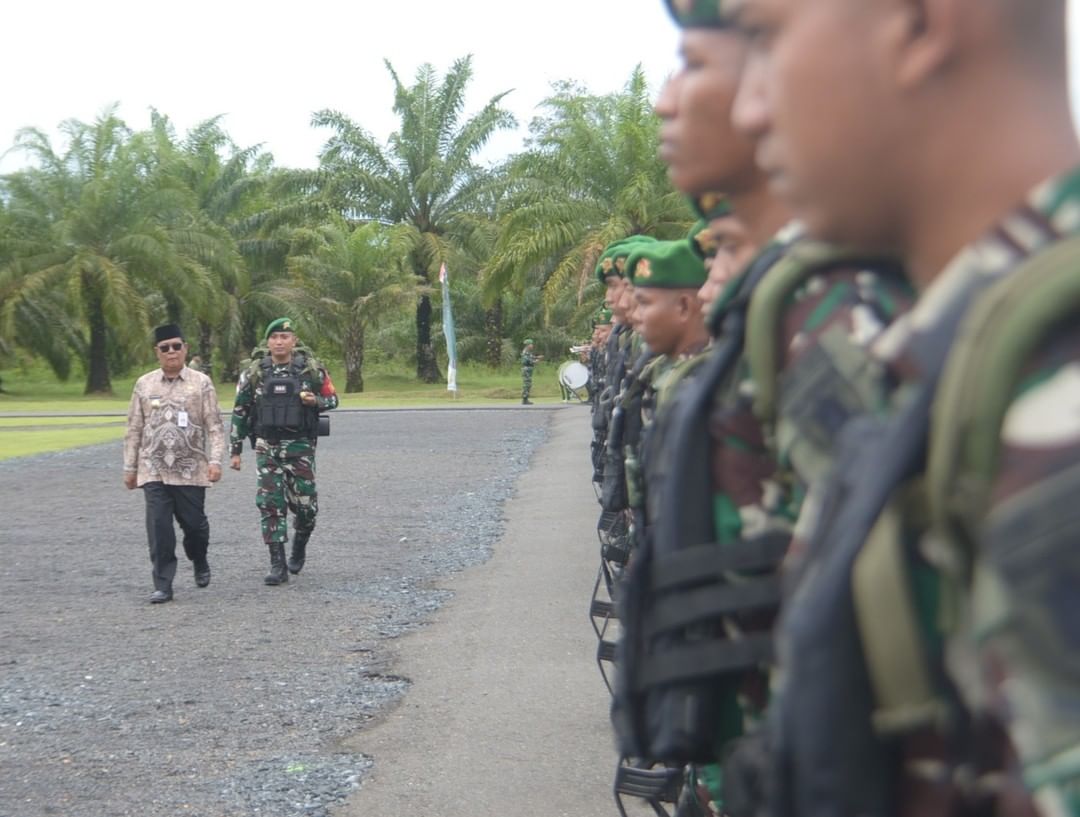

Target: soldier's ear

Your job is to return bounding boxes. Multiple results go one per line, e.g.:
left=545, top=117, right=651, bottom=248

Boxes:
left=889, top=0, right=960, bottom=91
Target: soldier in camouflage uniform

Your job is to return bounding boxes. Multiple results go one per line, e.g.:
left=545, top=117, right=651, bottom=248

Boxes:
left=588, top=307, right=613, bottom=404
left=520, top=339, right=542, bottom=405
left=609, top=3, right=917, bottom=815
left=724, top=0, right=1080, bottom=813
left=230, top=318, right=338, bottom=585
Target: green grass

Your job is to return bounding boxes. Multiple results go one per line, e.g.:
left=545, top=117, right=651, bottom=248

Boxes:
left=0, top=360, right=576, bottom=459
left=0, top=426, right=128, bottom=461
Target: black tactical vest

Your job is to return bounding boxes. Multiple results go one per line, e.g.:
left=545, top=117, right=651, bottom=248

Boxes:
left=255, top=354, right=317, bottom=440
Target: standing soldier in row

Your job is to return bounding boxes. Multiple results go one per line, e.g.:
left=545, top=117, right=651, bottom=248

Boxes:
left=230, top=318, right=338, bottom=585
left=724, top=0, right=1080, bottom=813
left=612, top=4, right=917, bottom=816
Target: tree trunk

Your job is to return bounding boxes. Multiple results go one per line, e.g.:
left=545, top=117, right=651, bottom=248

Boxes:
left=484, top=298, right=503, bottom=368
left=198, top=320, right=213, bottom=374
left=344, top=321, right=365, bottom=393
left=165, top=295, right=183, bottom=325
left=83, top=283, right=112, bottom=395
left=221, top=321, right=258, bottom=383
left=415, top=294, right=440, bottom=383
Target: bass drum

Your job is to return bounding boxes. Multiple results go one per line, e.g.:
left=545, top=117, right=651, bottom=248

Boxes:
left=559, top=360, right=590, bottom=390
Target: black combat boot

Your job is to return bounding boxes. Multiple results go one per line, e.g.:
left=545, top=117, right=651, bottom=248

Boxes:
left=287, top=530, right=311, bottom=575
left=264, top=542, right=288, bottom=585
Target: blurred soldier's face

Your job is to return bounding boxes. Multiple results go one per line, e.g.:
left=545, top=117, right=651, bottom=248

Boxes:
left=604, top=276, right=626, bottom=315
left=698, top=255, right=734, bottom=312
left=268, top=331, right=297, bottom=363
left=616, top=282, right=636, bottom=322
left=656, top=29, right=760, bottom=196
left=697, top=214, right=755, bottom=311
left=730, top=0, right=906, bottom=247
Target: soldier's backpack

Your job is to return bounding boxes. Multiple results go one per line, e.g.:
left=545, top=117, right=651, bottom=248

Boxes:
left=770, top=234, right=1080, bottom=817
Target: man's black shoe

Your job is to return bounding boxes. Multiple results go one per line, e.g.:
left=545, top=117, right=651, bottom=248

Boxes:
left=194, top=560, right=211, bottom=588
left=149, top=590, right=173, bottom=604
left=522, top=399, right=533, bottom=405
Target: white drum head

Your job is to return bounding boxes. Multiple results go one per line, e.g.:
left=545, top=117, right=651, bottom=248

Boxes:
left=560, top=361, right=589, bottom=390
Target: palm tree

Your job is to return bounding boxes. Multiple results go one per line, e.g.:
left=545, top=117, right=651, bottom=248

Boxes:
left=0, top=108, right=220, bottom=393
left=283, top=220, right=416, bottom=392
left=311, top=55, right=516, bottom=382
left=167, top=115, right=260, bottom=370
left=484, top=68, right=693, bottom=322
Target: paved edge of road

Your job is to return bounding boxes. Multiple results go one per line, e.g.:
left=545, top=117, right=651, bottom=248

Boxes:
left=333, top=404, right=619, bottom=817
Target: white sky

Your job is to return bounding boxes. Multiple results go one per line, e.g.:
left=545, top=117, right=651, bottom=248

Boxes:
left=0, top=0, right=682, bottom=173
left=1, top=1, right=1078, bottom=175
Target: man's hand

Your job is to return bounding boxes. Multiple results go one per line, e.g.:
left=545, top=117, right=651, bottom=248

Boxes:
left=123, top=472, right=137, bottom=490
left=230, top=454, right=242, bottom=471
left=300, top=390, right=317, bottom=406
left=208, top=464, right=222, bottom=483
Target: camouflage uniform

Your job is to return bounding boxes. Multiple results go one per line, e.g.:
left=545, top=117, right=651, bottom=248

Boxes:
left=521, top=348, right=538, bottom=402
left=230, top=354, right=338, bottom=548
left=772, top=168, right=1080, bottom=816
left=625, top=227, right=916, bottom=815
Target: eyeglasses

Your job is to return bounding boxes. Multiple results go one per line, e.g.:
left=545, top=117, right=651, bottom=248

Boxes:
left=157, top=342, right=184, bottom=353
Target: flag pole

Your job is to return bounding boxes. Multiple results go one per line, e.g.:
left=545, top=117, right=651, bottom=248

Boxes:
left=439, top=263, right=459, bottom=399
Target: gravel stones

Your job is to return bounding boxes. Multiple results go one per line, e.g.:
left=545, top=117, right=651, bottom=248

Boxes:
left=0, top=408, right=550, bottom=817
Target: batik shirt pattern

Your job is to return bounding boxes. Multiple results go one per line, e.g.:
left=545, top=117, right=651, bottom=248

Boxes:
left=124, top=366, right=225, bottom=487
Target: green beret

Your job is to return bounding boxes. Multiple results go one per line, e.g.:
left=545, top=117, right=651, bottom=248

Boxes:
left=626, top=240, right=707, bottom=289
left=595, top=235, right=658, bottom=283
left=687, top=219, right=718, bottom=261
left=523, top=338, right=535, bottom=346
left=686, top=194, right=732, bottom=260
left=264, top=317, right=296, bottom=341
left=663, top=0, right=728, bottom=28
left=593, top=307, right=613, bottom=326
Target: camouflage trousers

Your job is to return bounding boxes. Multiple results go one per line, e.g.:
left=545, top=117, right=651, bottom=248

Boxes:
left=255, top=437, right=318, bottom=545
left=521, top=366, right=534, bottom=400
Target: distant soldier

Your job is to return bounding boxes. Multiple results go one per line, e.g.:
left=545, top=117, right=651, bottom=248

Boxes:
left=123, top=324, right=225, bottom=604
left=520, top=339, right=543, bottom=405
left=229, top=318, right=338, bottom=584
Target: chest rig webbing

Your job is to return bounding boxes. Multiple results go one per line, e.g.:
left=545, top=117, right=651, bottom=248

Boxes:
left=255, top=352, right=318, bottom=441
left=612, top=242, right=788, bottom=765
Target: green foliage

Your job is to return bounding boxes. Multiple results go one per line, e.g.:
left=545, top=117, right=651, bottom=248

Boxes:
left=485, top=66, right=695, bottom=336
left=280, top=219, right=417, bottom=391
left=0, top=59, right=679, bottom=388
left=311, top=55, right=517, bottom=381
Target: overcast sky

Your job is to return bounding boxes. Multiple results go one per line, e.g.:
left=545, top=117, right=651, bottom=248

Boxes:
left=0, top=0, right=682, bottom=173
left=1, top=1, right=1078, bottom=175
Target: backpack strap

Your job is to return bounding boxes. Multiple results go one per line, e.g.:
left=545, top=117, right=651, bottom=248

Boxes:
left=745, top=242, right=903, bottom=430
left=928, top=233, right=1080, bottom=566
left=856, top=234, right=1080, bottom=737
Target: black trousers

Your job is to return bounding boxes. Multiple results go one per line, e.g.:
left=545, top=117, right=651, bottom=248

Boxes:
left=143, top=482, right=209, bottom=592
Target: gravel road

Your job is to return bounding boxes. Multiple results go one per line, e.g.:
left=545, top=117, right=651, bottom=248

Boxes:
left=0, top=408, right=554, bottom=817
